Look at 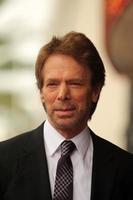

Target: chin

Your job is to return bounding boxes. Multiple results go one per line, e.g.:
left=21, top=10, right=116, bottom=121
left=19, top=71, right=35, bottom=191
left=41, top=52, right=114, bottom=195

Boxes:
left=54, top=118, right=80, bottom=130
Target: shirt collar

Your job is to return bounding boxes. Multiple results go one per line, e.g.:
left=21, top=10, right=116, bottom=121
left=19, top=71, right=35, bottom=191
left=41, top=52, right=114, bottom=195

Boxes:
left=71, top=127, right=91, bottom=158
left=44, top=120, right=91, bottom=159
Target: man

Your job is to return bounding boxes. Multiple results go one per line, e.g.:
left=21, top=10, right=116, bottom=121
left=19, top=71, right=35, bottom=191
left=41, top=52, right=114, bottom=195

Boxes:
left=0, top=31, right=133, bottom=200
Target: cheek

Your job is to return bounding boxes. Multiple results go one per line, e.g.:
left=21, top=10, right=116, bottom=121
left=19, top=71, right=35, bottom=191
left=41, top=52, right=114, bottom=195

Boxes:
left=73, top=92, right=93, bottom=110
left=41, top=91, right=56, bottom=106
left=41, top=94, right=54, bottom=114
left=73, top=90, right=90, bottom=102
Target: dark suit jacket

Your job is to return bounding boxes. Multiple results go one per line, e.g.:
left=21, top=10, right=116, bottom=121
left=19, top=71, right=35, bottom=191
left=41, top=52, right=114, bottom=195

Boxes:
left=0, top=122, right=133, bottom=200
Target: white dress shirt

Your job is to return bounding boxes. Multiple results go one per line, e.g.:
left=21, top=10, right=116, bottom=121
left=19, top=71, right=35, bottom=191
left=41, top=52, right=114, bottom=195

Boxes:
left=43, top=120, right=93, bottom=200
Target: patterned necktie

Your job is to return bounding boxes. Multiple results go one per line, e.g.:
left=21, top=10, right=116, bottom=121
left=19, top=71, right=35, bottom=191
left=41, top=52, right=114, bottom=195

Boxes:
left=53, top=140, right=76, bottom=200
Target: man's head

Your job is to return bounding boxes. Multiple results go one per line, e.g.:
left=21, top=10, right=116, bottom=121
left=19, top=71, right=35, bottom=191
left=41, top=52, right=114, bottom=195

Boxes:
left=35, top=31, right=105, bottom=137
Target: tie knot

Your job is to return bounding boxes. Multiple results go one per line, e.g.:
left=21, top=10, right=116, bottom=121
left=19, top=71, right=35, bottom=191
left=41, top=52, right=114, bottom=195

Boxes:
left=61, top=140, right=75, bottom=157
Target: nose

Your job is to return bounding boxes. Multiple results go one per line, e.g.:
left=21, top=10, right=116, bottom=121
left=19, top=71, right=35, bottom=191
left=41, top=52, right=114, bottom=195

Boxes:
left=57, top=83, right=71, bottom=101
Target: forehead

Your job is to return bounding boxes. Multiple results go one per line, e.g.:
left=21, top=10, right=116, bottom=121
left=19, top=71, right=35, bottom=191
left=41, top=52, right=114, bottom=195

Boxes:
left=43, top=54, right=91, bottom=80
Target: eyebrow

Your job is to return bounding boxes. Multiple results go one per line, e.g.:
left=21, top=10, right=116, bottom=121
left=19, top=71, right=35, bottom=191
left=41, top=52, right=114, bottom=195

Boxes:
left=45, top=78, right=60, bottom=83
left=45, top=78, right=85, bottom=83
left=67, top=78, right=84, bottom=82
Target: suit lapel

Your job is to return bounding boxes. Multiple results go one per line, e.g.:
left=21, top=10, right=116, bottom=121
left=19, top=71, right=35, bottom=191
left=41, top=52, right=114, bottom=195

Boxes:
left=12, top=123, right=52, bottom=200
left=90, top=130, right=118, bottom=200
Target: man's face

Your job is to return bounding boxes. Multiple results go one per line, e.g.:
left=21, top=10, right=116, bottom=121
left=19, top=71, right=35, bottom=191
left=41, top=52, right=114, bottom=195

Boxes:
left=40, top=54, right=100, bottom=137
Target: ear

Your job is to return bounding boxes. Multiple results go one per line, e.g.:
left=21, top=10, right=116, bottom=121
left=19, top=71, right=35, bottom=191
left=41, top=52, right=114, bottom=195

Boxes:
left=92, top=86, right=101, bottom=103
left=40, top=90, right=45, bottom=103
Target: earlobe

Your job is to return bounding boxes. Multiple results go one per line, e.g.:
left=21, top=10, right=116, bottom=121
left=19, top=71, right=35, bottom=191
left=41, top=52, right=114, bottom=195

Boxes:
left=92, top=93, right=99, bottom=103
left=41, top=97, right=45, bottom=103
left=40, top=92, right=45, bottom=103
left=92, top=87, right=101, bottom=103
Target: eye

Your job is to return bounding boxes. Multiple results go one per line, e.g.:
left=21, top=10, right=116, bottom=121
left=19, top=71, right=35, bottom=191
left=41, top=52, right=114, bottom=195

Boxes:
left=69, top=81, right=83, bottom=87
left=71, top=82, right=81, bottom=85
left=46, top=82, right=58, bottom=87
left=47, top=83, right=56, bottom=86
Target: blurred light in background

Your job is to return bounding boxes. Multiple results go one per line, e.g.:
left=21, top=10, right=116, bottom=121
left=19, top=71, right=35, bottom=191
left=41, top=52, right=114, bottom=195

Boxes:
left=105, top=0, right=133, bottom=153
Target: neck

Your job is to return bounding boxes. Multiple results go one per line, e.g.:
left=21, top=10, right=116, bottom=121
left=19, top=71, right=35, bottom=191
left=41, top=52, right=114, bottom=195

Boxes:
left=49, top=121, right=87, bottom=139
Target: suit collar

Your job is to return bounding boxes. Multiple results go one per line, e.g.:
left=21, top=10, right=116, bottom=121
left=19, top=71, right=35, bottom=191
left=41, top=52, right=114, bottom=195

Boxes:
left=15, top=122, right=52, bottom=200
left=90, top=129, right=118, bottom=200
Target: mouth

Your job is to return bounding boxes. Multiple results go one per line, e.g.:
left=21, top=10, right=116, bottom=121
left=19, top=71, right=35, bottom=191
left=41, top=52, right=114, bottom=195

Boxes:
left=54, top=108, right=75, bottom=116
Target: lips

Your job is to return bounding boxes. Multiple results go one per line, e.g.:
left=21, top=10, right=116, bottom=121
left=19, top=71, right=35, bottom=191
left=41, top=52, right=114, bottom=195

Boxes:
left=55, top=108, right=75, bottom=111
left=54, top=106, right=75, bottom=111
left=54, top=107, right=75, bottom=116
